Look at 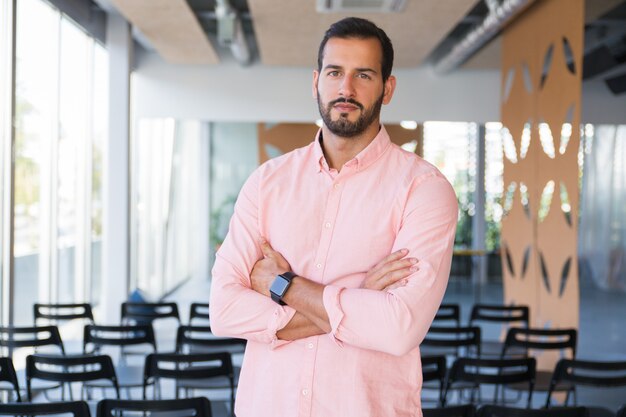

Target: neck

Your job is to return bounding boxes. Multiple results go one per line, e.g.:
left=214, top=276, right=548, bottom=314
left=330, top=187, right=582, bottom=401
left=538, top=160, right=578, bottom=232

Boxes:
left=321, top=122, right=381, bottom=171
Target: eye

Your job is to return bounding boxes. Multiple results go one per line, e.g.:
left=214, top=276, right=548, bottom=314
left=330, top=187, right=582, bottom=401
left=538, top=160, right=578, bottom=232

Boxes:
left=357, top=73, right=371, bottom=80
left=327, top=70, right=340, bottom=77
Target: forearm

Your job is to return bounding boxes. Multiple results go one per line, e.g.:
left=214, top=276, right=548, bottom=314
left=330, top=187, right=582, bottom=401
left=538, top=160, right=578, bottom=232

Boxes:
left=276, top=311, right=325, bottom=340
left=282, top=277, right=331, bottom=333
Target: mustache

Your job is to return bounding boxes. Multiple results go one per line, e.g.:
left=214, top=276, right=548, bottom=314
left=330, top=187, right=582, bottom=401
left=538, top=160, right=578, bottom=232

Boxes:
left=329, top=98, right=364, bottom=111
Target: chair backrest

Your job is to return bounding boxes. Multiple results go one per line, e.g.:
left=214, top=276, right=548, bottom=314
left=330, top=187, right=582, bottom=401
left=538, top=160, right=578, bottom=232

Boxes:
left=502, top=327, right=577, bottom=358
left=143, top=352, right=233, bottom=399
left=477, top=405, right=588, bottom=417
left=0, top=356, right=21, bottom=402
left=423, top=405, right=476, bottom=417
left=97, top=397, right=212, bottom=417
left=443, top=357, right=536, bottom=407
left=0, top=326, right=65, bottom=356
left=433, top=304, right=461, bottom=326
left=421, top=355, right=447, bottom=407
left=469, top=304, right=530, bottom=327
left=422, top=326, right=482, bottom=358
left=175, top=325, right=246, bottom=354
left=34, top=303, right=95, bottom=326
left=189, top=303, right=210, bottom=324
left=617, top=404, right=626, bottom=417
left=26, top=353, right=120, bottom=400
left=83, top=324, right=157, bottom=353
left=546, top=358, right=626, bottom=407
left=0, top=401, right=91, bottom=417
left=121, top=302, right=180, bottom=325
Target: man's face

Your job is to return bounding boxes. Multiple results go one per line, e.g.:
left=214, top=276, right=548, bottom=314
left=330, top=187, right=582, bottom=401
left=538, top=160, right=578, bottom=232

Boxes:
left=313, top=37, right=395, bottom=138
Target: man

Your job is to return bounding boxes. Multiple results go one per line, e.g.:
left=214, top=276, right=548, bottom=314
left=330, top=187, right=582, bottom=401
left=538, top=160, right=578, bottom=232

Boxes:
left=210, top=17, right=458, bottom=417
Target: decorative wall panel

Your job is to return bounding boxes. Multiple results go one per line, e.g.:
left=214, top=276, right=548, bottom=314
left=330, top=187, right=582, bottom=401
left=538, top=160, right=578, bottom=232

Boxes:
left=500, top=0, right=583, bottom=369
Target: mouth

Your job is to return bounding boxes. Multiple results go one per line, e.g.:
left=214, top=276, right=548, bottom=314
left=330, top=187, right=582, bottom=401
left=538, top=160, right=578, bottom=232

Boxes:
left=333, top=103, right=359, bottom=113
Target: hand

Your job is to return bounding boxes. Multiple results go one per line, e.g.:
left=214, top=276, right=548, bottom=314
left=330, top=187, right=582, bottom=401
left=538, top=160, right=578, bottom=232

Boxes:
left=250, top=240, right=292, bottom=297
left=360, top=249, right=418, bottom=291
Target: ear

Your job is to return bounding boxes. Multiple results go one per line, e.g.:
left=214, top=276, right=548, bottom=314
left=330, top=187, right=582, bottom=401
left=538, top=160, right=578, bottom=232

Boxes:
left=312, top=70, right=320, bottom=100
left=382, top=75, right=396, bottom=105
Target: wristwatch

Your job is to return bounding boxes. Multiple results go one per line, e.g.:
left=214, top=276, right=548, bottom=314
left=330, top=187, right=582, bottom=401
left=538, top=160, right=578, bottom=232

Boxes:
left=270, top=272, right=297, bottom=305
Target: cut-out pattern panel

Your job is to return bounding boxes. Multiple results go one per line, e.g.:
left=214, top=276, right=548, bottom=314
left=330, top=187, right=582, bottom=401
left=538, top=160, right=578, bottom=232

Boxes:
left=501, top=0, right=583, bottom=372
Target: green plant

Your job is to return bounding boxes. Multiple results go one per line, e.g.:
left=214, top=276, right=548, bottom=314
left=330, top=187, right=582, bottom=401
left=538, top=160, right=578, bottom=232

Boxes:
left=210, top=195, right=237, bottom=248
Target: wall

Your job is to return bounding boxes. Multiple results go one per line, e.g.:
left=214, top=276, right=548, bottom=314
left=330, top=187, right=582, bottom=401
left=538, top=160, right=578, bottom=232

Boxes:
left=132, top=51, right=626, bottom=125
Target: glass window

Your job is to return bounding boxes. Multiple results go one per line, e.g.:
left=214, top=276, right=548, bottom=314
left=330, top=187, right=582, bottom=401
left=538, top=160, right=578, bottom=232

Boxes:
left=57, top=17, right=90, bottom=302
left=485, top=122, right=504, bottom=252
left=14, top=0, right=59, bottom=324
left=423, top=121, right=475, bottom=248
left=91, top=42, right=107, bottom=305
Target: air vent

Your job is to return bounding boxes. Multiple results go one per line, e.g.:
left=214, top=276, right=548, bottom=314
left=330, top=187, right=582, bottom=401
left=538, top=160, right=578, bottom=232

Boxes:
left=316, top=0, right=407, bottom=13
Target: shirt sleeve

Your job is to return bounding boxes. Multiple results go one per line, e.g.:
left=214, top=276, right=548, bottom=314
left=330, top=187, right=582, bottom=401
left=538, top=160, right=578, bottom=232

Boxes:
left=209, top=168, right=297, bottom=348
left=322, top=173, right=458, bottom=356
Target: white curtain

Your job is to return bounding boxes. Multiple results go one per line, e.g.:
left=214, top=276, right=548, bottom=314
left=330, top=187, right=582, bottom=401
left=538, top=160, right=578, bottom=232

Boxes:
left=579, top=125, right=626, bottom=291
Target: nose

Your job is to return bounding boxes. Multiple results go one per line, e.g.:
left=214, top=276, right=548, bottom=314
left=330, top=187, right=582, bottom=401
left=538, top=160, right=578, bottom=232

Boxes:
left=338, top=75, right=355, bottom=98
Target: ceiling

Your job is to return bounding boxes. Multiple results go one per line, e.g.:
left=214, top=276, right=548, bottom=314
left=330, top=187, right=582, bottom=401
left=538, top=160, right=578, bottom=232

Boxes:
left=93, top=0, right=626, bottom=91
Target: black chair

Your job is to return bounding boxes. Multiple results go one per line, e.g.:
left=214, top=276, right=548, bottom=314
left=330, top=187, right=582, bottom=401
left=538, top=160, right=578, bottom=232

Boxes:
left=469, top=304, right=529, bottom=358
left=546, top=359, right=626, bottom=414
left=443, top=357, right=536, bottom=407
left=421, top=326, right=481, bottom=359
left=0, top=401, right=91, bottom=416
left=189, top=303, right=210, bottom=324
left=0, top=357, right=21, bottom=402
left=477, top=405, right=589, bottom=417
left=83, top=324, right=157, bottom=396
left=26, top=354, right=120, bottom=401
left=423, top=404, right=476, bottom=417
left=176, top=325, right=245, bottom=355
left=97, top=397, right=212, bottom=417
left=433, top=303, right=461, bottom=326
left=143, top=352, right=234, bottom=414
left=121, top=302, right=180, bottom=326
left=421, top=355, right=447, bottom=407
left=0, top=326, right=66, bottom=398
left=34, top=303, right=95, bottom=326
left=616, top=404, right=626, bottom=417
left=501, top=327, right=577, bottom=394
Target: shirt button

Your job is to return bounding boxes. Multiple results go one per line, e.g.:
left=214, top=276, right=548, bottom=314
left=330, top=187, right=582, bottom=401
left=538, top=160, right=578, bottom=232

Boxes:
left=302, top=389, right=309, bottom=396
left=316, top=263, right=322, bottom=269
left=307, top=343, right=314, bottom=349
left=325, top=222, right=331, bottom=228
left=334, top=183, right=340, bottom=189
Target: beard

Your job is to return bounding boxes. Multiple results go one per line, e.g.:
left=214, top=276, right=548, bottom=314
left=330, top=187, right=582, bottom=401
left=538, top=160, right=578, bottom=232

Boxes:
left=317, top=92, right=384, bottom=138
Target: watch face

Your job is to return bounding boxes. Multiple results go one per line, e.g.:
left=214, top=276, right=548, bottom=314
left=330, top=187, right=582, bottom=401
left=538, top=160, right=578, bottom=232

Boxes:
left=270, top=276, right=290, bottom=297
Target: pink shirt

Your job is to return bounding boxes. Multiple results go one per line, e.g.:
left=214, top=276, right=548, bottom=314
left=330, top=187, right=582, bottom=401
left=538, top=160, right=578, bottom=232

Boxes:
left=210, top=126, right=458, bottom=417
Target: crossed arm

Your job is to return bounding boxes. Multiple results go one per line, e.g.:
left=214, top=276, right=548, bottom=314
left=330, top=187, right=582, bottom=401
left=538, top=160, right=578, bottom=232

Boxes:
left=251, top=243, right=418, bottom=341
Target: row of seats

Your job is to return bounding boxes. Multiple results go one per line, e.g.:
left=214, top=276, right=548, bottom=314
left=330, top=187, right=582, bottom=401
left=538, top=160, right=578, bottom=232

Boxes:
left=1, top=399, right=625, bottom=417
left=0, top=397, right=211, bottom=417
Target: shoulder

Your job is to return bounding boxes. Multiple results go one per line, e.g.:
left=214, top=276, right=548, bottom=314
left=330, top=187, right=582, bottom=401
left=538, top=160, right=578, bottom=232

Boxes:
left=254, top=141, right=317, bottom=180
left=386, top=143, right=450, bottom=187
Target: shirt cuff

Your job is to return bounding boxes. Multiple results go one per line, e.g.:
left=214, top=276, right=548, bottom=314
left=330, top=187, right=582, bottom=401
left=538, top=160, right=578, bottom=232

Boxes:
left=268, top=305, right=297, bottom=349
left=323, top=285, right=345, bottom=347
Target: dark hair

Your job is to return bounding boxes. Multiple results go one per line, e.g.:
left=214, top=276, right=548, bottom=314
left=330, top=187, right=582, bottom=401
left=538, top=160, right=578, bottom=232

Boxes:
left=317, top=17, right=394, bottom=82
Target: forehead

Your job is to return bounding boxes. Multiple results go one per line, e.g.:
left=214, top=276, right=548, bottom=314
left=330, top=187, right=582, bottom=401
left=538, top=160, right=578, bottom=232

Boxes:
left=321, top=37, right=383, bottom=71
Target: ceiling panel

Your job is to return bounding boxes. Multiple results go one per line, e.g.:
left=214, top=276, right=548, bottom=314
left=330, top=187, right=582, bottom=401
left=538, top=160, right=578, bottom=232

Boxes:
left=110, top=0, right=219, bottom=64
left=247, top=0, right=476, bottom=67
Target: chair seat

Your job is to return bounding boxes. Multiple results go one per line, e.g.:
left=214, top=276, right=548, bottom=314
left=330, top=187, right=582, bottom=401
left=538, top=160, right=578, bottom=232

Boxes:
left=507, top=370, right=573, bottom=392
left=176, top=366, right=241, bottom=390
left=86, top=364, right=145, bottom=388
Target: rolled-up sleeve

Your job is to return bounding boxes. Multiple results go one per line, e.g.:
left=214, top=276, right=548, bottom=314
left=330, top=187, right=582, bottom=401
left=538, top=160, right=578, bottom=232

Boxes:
left=209, top=168, right=296, bottom=347
left=322, top=174, right=458, bottom=356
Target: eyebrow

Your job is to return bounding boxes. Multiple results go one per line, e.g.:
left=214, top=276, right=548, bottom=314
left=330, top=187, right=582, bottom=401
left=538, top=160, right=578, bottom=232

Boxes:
left=323, top=64, right=378, bottom=74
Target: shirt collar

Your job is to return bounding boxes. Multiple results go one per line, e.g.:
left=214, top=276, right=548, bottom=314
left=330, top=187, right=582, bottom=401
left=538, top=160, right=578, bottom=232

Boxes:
left=312, top=124, right=391, bottom=173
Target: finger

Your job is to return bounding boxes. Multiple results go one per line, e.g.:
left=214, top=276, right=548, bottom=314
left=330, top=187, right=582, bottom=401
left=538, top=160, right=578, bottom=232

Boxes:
left=371, top=248, right=409, bottom=271
left=258, top=239, right=275, bottom=258
left=377, top=265, right=419, bottom=290
left=371, top=257, right=418, bottom=282
left=384, top=278, right=409, bottom=291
